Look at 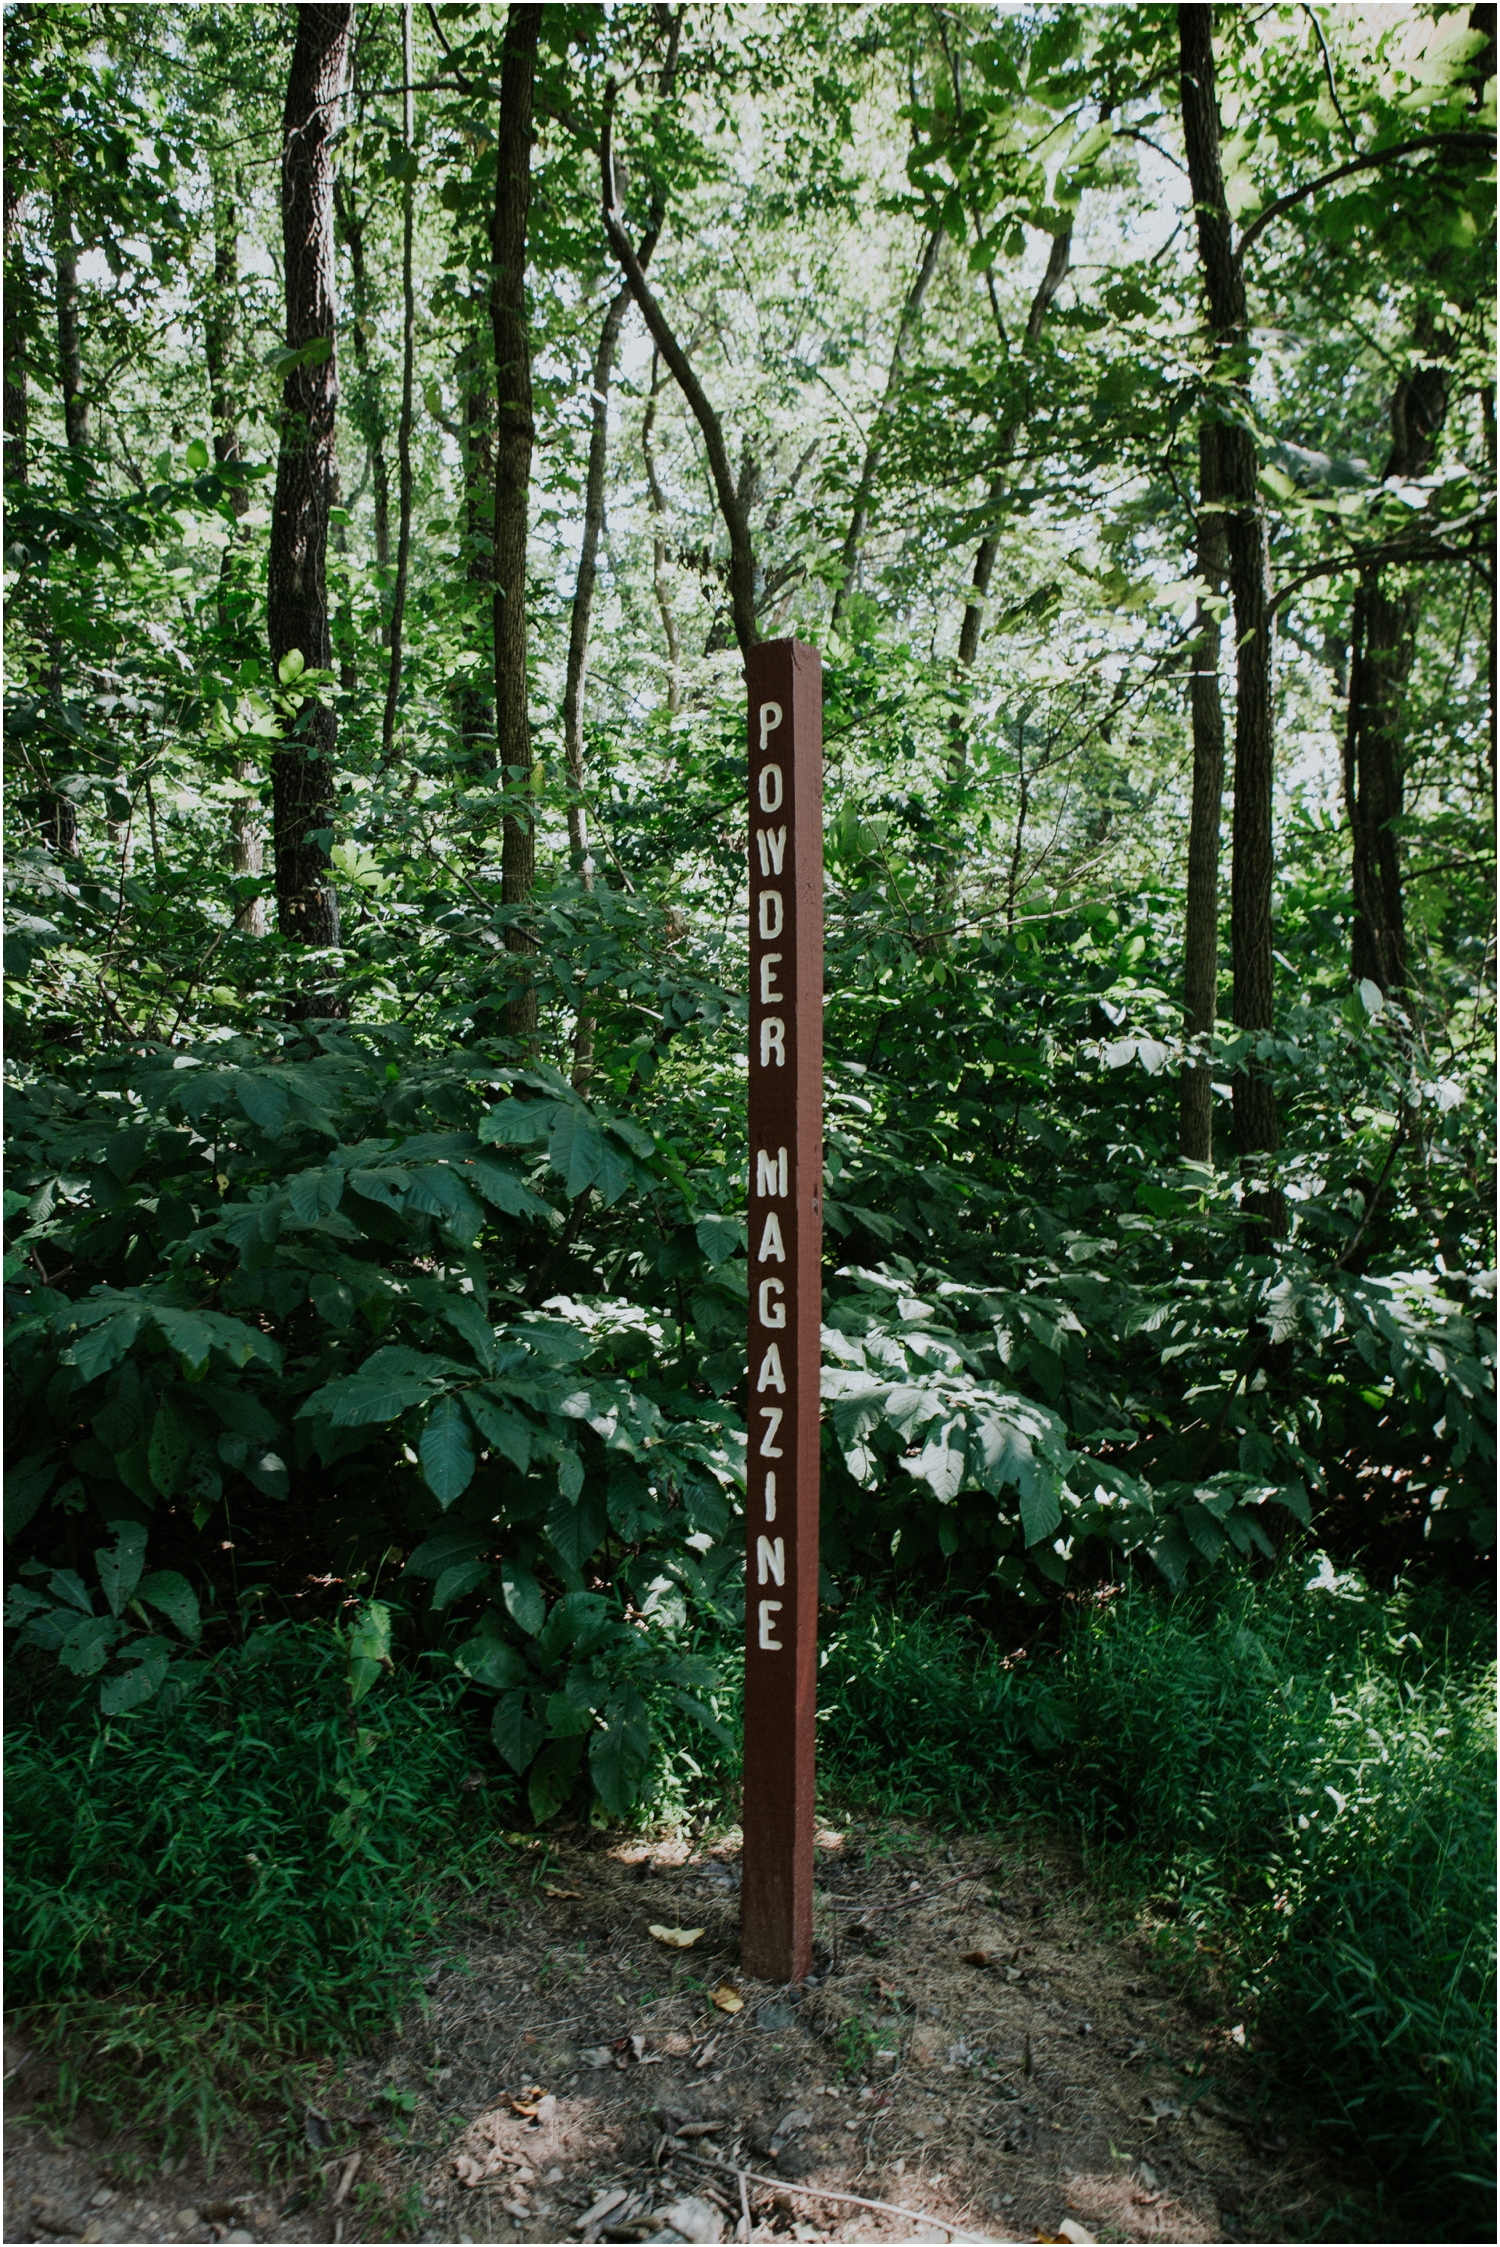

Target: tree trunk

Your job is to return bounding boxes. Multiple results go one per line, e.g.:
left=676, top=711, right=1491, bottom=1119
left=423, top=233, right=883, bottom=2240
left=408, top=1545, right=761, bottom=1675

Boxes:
left=205, top=178, right=266, bottom=937
left=491, top=1, right=541, bottom=1044
left=831, top=219, right=943, bottom=628
left=602, top=96, right=759, bottom=662
left=380, top=2, right=416, bottom=765
left=458, top=309, right=496, bottom=771
left=562, top=281, right=630, bottom=890
left=4, top=163, right=28, bottom=482
left=1179, top=418, right=1226, bottom=1163
left=1178, top=4, right=1282, bottom=1236
left=54, top=177, right=87, bottom=450
left=268, top=0, right=351, bottom=971
left=642, top=354, right=682, bottom=715
left=334, top=183, right=392, bottom=581
left=947, top=228, right=1071, bottom=781
left=1344, top=567, right=1415, bottom=994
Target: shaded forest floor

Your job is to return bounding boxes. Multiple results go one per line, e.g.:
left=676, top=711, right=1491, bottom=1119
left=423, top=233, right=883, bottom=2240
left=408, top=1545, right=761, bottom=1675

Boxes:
left=5, top=1821, right=1363, bottom=2247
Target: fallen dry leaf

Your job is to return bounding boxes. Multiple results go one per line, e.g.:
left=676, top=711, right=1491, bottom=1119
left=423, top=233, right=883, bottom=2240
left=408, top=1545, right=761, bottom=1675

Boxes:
left=710, top=1982, right=744, bottom=2012
left=507, top=2083, right=547, bottom=2118
left=542, top=1884, right=582, bottom=1899
left=649, top=1923, right=706, bottom=1948
left=960, top=1949, right=992, bottom=1967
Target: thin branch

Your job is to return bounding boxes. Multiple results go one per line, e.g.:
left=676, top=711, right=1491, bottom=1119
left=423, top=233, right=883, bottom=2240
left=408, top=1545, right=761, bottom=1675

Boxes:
left=1234, top=132, right=1492, bottom=266
left=1301, top=5, right=1356, bottom=150
left=666, top=2148, right=987, bottom=2244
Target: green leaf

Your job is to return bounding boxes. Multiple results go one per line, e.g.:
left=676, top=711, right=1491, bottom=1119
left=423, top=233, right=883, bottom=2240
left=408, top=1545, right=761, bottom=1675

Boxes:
left=463, top=1157, right=552, bottom=1222
left=349, top=1599, right=392, bottom=1705
left=5, top=1455, right=56, bottom=1539
left=349, top=1166, right=410, bottom=1212
left=407, top=1525, right=488, bottom=1578
left=432, top=1558, right=489, bottom=1609
left=96, top=1519, right=148, bottom=1616
left=1018, top=1482, right=1063, bottom=1547
left=547, top=1106, right=604, bottom=1198
left=136, top=1569, right=202, bottom=1640
left=233, top=1072, right=292, bottom=1133
left=100, top=1649, right=172, bottom=1715
left=454, top=1632, right=528, bottom=1689
left=310, top=1274, right=356, bottom=1328
left=69, top=1309, right=144, bottom=1382
left=695, top=1215, right=744, bottom=1267
left=287, top=1167, right=345, bottom=1222
left=59, top=1614, right=122, bottom=1676
left=527, top=1734, right=586, bottom=1822
left=545, top=1488, right=606, bottom=1577
left=419, top=1395, right=477, bottom=1506
left=492, top=1687, right=545, bottom=1773
left=466, top=1387, right=533, bottom=1473
left=147, top=1402, right=194, bottom=1499
left=478, top=1099, right=555, bottom=1147
left=589, top=1688, right=651, bottom=1816
left=501, top=1564, right=546, bottom=1636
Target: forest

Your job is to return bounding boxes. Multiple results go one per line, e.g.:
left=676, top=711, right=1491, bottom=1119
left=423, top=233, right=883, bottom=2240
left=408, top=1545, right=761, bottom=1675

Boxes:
left=2, top=4, right=1495, bottom=2243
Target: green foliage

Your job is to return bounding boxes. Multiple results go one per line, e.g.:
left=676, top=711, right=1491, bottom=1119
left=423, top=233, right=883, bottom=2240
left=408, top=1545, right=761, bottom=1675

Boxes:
left=815, top=1570, right=1495, bottom=2241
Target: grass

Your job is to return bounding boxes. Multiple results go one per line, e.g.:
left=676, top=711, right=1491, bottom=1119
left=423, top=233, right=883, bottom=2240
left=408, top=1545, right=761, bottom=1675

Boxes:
left=6, top=1563, right=1492, bottom=2237
left=814, top=1562, right=1496, bottom=2242
left=4, top=1619, right=506, bottom=2161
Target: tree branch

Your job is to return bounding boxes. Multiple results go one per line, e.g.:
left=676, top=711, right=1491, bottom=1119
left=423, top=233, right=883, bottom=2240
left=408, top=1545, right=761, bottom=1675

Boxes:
left=1234, top=132, right=1492, bottom=266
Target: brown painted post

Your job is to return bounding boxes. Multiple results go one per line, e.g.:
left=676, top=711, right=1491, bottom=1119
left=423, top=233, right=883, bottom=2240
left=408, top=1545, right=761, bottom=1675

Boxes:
left=741, top=637, right=823, bottom=1984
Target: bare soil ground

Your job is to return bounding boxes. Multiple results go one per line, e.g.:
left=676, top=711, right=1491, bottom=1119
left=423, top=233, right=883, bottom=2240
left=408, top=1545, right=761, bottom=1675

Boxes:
left=5, top=1821, right=1360, bottom=2247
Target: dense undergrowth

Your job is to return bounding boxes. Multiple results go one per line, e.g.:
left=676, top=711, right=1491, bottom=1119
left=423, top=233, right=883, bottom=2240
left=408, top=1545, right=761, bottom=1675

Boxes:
left=6, top=1562, right=1492, bottom=2239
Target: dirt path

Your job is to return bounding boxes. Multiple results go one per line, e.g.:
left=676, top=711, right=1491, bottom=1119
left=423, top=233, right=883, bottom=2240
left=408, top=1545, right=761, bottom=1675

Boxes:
left=5, top=1823, right=1357, bottom=2247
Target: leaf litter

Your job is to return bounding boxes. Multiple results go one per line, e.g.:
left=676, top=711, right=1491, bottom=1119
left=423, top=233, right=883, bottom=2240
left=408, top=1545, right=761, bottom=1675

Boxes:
left=4, top=1823, right=1368, bottom=2244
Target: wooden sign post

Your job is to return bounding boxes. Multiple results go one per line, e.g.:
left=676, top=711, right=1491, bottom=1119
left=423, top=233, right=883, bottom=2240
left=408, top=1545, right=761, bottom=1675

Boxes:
left=741, top=637, right=823, bottom=1985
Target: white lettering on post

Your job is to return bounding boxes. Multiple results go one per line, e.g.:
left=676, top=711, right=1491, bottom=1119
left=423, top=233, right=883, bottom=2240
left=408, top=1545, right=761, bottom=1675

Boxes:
left=760, top=952, right=783, bottom=1003
left=757, top=1534, right=786, bottom=1588
left=756, top=827, right=787, bottom=876
left=757, top=1211, right=786, bottom=1262
left=758, top=1599, right=783, bottom=1651
left=758, top=1278, right=786, bottom=1328
left=759, top=700, right=783, bottom=751
left=756, top=1148, right=789, bottom=1197
left=756, top=1343, right=786, bottom=1392
left=763, top=1470, right=776, bottom=1522
left=760, top=1018, right=785, bottom=1068
left=758, top=889, right=784, bottom=940
left=758, top=1407, right=784, bottom=1456
left=758, top=763, right=784, bottom=813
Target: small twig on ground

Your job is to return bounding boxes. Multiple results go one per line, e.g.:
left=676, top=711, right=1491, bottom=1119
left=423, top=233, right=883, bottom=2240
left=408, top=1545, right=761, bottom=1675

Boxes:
left=827, top=1864, right=1002, bottom=1914
left=666, top=2144, right=992, bottom=2242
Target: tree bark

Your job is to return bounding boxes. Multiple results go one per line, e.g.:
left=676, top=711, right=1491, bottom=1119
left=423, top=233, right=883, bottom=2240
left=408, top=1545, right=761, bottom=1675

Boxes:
left=205, top=177, right=267, bottom=937
left=268, top=0, right=351, bottom=970
left=602, top=91, right=759, bottom=662
left=458, top=308, right=496, bottom=771
left=380, top=2, right=416, bottom=765
left=54, top=176, right=87, bottom=450
left=831, top=219, right=943, bottom=627
left=642, top=353, right=683, bottom=715
left=334, top=183, right=392, bottom=587
left=1179, top=418, right=1226, bottom=1162
left=4, top=162, right=28, bottom=482
left=1178, top=4, right=1282, bottom=1236
left=491, top=1, right=541, bottom=1044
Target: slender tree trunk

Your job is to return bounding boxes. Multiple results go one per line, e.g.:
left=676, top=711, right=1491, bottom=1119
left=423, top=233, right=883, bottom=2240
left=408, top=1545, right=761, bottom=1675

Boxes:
left=381, top=3, right=416, bottom=764
left=1179, top=419, right=1227, bottom=1162
left=602, top=93, right=759, bottom=661
left=268, top=0, right=351, bottom=974
left=1344, top=568, right=1416, bottom=994
left=642, top=354, right=683, bottom=715
left=1178, top=4, right=1282, bottom=1237
left=831, top=219, right=943, bottom=627
left=334, top=184, right=392, bottom=581
left=492, top=2, right=541, bottom=1044
left=562, top=282, right=630, bottom=889
left=947, top=228, right=1071, bottom=781
left=54, top=178, right=87, bottom=450
left=458, top=308, right=496, bottom=771
left=4, top=166, right=28, bottom=482
left=205, top=178, right=267, bottom=937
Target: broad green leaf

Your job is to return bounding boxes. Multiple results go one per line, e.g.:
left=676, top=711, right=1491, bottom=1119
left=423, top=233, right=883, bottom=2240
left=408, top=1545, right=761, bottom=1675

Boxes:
left=136, top=1569, right=202, bottom=1641
left=287, top=1167, right=345, bottom=1222
left=695, top=1215, right=744, bottom=1267
left=406, top=1525, right=487, bottom=1578
left=96, top=1519, right=148, bottom=1616
left=93, top=1363, right=144, bottom=1451
left=69, top=1310, right=144, bottom=1383
left=1018, top=1482, right=1063, bottom=1548
left=310, top=1274, right=356, bottom=1328
left=59, top=1614, right=122, bottom=1675
left=147, top=1402, right=194, bottom=1499
left=432, top=1558, right=490, bottom=1609
left=404, top=1164, right=485, bottom=1245
left=420, top=1395, right=476, bottom=1506
left=492, top=1687, right=544, bottom=1773
left=466, top=1388, right=533, bottom=1473
left=545, top=1488, right=606, bottom=1577
left=454, top=1633, right=528, bottom=1690
left=589, top=1689, right=651, bottom=1816
left=463, top=1157, right=552, bottom=1222
left=527, top=1735, right=586, bottom=1822
left=48, top=1567, right=96, bottom=1616
left=547, top=1106, right=605, bottom=1198
left=501, top=1564, right=546, bottom=1636
left=478, top=1099, right=555, bottom=1147
left=100, top=1648, right=172, bottom=1714
left=233, top=1072, right=292, bottom=1133
left=5, top=1455, right=56, bottom=1540
left=349, top=1166, right=410, bottom=1212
